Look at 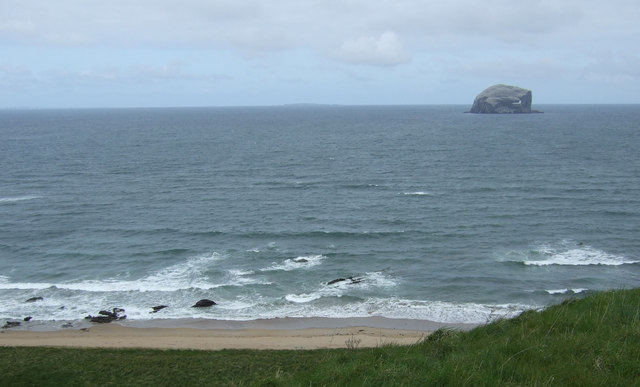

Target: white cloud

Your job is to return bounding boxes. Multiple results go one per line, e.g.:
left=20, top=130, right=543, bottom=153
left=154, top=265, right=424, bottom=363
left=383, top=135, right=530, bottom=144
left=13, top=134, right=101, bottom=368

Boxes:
left=332, top=31, right=411, bottom=66
left=2, top=1, right=638, bottom=54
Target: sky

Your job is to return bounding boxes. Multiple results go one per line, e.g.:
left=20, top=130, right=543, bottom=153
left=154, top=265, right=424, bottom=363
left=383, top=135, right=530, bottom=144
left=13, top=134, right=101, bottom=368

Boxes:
left=1, top=0, right=639, bottom=108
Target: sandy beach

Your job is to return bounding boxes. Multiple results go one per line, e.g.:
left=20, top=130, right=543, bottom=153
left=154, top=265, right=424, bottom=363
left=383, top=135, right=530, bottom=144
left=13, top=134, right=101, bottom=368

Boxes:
left=0, top=317, right=475, bottom=350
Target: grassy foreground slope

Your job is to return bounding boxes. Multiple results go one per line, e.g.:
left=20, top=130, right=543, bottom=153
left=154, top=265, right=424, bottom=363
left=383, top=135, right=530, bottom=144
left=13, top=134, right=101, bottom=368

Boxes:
left=1, top=288, right=639, bottom=386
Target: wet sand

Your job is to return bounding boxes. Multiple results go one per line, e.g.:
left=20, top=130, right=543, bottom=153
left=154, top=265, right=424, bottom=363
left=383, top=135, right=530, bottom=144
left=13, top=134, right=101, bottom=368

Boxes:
left=0, top=317, right=476, bottom=350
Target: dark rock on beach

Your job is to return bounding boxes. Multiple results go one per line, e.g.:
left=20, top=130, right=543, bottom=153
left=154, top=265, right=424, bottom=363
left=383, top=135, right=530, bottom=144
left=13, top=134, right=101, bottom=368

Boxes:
left=89, top=315, right=116, bottom=323
left=151, top=305, right=168, bottom=313
left=88, top=307, right=126, bottom=323
left=2, top=321, right=21, bottom=329
left=469, top=84, right=542, bottom=114
left=192, top=299, right=217, bottom=308
left=25, top=296, right=44, bottom=303
left=99, top=310, right=118, bottom=318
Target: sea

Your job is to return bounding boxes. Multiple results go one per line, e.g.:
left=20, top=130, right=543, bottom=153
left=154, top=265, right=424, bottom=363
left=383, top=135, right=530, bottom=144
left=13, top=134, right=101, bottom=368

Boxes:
left=1, top=105, right=639, bottom=326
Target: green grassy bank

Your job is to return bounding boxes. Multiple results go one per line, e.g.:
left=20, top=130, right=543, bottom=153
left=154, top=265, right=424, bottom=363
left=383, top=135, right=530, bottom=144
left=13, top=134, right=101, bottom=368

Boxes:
left=2, top=288, right=639, bottom=386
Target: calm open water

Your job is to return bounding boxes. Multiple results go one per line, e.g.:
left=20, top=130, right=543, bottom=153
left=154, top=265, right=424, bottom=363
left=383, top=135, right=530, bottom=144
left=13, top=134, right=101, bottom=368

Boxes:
left=1, top=105, right=639, bottom=324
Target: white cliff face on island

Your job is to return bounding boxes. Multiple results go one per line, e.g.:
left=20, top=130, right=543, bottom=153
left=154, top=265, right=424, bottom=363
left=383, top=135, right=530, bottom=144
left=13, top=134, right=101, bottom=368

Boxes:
left=469, top=84, right=542, bottom=114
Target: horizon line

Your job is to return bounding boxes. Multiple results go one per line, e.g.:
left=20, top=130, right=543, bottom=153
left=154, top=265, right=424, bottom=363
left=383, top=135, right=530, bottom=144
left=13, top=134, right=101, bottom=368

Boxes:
left=1, top=102, right=639, bottom=111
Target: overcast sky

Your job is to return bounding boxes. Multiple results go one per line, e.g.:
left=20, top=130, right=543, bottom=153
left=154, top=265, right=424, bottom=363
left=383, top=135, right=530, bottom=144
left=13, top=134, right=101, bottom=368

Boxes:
left=1, top=0, right=639, bottom=108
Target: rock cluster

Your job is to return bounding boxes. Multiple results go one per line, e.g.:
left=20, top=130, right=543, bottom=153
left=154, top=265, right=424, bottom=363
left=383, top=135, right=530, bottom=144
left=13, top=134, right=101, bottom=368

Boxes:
left=2, top=321, right=21, bottom=329
left=85, top=308, right=127, bottom=323
left=2, top=296, right=221, bottom=328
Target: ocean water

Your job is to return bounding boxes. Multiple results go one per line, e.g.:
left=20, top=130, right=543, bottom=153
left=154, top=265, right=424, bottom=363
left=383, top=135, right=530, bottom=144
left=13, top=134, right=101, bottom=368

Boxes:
left=1, top=105, right=639, bottom=325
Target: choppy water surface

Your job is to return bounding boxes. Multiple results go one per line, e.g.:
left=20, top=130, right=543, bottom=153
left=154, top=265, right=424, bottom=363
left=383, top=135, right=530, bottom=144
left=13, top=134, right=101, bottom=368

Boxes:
left=1, top=105, right=639, bottom=324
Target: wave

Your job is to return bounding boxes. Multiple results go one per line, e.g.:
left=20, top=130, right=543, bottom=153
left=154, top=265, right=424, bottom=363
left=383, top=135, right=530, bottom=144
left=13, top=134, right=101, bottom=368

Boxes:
left=260, top=255, right=326, bottom=272
left=240, top=230, right=412, bottom=239
left=403, top=191, right=431, bottom=196
left=0, top=264, right=529, bottom=324
left=0, top=252, right=261, bottom=292
left=0, top=289, right=533, bottom=324
left=546, top=288, right=588, bottom=295
left=352, top=298, right=530, bottom=323
left=505, top=242, right=639, bottom=267
left=0, top=195, right=41, bottom=204
left=259, top=297, right=529, bottom=324
left=285, top=271, right=398, bottom=304
left=139, top=251, right=226, bottom=289
left=0, top=277, right=224, bottom=293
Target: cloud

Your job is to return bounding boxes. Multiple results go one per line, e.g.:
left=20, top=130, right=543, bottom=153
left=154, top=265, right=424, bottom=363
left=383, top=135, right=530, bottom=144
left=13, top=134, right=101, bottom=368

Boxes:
left=1, top=0, right=640, bottom=106
left=332, top=32, right=411, bottom=67
left=2, top=1, right=638, bottom=55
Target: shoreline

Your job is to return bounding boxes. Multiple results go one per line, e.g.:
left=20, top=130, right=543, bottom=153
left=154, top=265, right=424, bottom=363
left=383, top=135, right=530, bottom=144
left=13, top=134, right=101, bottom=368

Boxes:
left=0, top=317, right=478, bottom=350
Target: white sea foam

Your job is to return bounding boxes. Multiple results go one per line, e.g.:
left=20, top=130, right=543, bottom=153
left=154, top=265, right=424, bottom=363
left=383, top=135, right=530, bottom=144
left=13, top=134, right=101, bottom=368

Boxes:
left=546, top=288, right=588, bottom=295
left=285, top=271, right=398, bottom=305
left=403, top=191, right=431, bottom=196
left=0, top=278, right=213, bottom=293
left=0, top=283, right=534, bottom=324
left=285, top=293, right=323, bottom=303
left=256, top=298, right=531, bottom=324
left=261, top=255, right=326, bottom=272
left=134, top=251, right=228, bottom=290
left=524, top=245, right=638, bottom=266
left=0, top=195, right=41, bottom=203
left=361, top=271, right=398, bottom=288
left=0, top=252, right=231, bottom=292
left=355, top=299, right=530, bottom=323
left=228, top=269, right=255, bottom=277
left=508, top=242, right=639, bottom=266
left=226, top=269, right=267, bottom=286
left=285, top=287, right=342, bottom=304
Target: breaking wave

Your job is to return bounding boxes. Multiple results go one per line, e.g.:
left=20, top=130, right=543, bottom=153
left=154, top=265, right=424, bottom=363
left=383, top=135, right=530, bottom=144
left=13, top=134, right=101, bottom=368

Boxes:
left=285, top=271, right=398, bottom=304
left=260, top=255, right=326, bottom=272
left=506, top=242, right=639, bottom=266
left=545, top=288, right=588, bottom=295
left=403, top=191, right=431, bottom=196
left=0, top=195, right=41, bottom=204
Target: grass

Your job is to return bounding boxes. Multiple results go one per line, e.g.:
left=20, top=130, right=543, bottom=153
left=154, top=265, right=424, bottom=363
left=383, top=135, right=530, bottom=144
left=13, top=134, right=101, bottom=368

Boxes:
left=2, top=288, right=640, bottom=386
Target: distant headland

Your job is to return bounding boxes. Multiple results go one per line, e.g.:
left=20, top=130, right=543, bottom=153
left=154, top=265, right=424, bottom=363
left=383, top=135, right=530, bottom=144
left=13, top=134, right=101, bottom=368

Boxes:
left=468, top=84, right=542, bottom=114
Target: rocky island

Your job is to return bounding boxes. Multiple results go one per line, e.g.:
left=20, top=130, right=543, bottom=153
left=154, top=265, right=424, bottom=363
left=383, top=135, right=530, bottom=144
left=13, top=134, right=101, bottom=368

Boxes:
left=469, top=84, right=542, bottom=114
